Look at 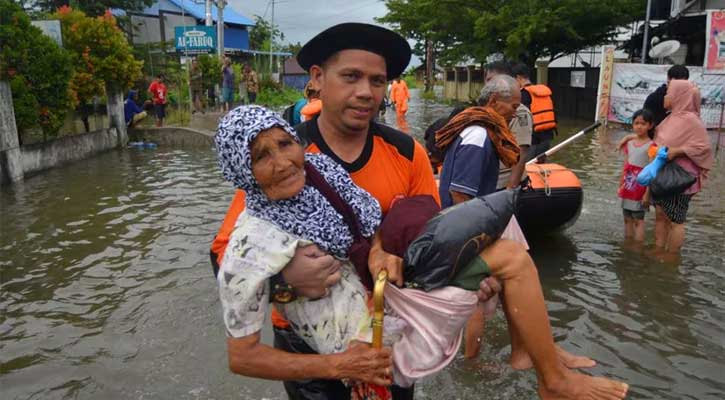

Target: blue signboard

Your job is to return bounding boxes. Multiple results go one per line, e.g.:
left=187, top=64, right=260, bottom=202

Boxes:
left=175, top=26, right=216, bottom=53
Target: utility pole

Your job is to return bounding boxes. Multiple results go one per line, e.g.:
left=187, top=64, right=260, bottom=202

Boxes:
left=269, top=0, right=275, bottom=76
left=205, top=0, right=212, bottom=26
left=641, top=0, right=652, bottom=64
left=217, top=0, right=225, bottom=58
left=425, top=38, right=433, bottom=92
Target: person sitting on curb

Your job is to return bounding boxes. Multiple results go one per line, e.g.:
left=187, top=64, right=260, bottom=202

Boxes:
left=123, top=89, right=147, bottom=128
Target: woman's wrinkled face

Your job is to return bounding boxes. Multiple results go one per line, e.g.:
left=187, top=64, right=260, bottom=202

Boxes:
left=250, top=127, right=305, bottom=200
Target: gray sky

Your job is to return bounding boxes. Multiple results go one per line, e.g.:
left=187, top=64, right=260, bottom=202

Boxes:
left=227, top=0, right=421, bottom=66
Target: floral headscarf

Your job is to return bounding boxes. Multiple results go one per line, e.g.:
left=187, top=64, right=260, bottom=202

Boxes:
left=215, top=105, right=381, bottom=258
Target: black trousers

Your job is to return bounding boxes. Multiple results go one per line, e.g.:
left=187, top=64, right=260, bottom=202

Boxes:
left=273, top=327, right=414, bottom=400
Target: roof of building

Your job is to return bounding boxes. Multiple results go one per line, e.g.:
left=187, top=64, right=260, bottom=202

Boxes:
left=283, top=57, right=306, bottom=74
left=166, top=0, right=254, bottom=26
left=113, top=0, right=254, bottom=27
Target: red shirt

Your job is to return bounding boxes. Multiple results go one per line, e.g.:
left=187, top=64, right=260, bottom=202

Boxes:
left=148, top=80, right=167, bottom=105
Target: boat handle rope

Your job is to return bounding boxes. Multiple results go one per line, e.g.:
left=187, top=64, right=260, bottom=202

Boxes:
left=372, top=270, right=387, bottom=349
left=531, top=164, right=553, bottom=197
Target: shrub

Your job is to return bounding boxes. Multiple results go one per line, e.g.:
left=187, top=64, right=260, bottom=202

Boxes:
left=197, top=54, right=221, bottom=91
left=0, top=0, right=73, bottom=138
left=52, top=6, right=143, bottom=107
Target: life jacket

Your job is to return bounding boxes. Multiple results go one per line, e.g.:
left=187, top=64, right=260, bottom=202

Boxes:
left=523, top=84, right=557, bottom=132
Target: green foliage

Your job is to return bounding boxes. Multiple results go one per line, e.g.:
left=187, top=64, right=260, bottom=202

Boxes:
left=420, top=89, right=437, bottom=101
left=379, top=0, right=646, bottom=65
left=249, top=15, right=285, bottom=51
left=0, top=0, right=73, bottom=137
left=53, top=6, right=143, bottom=106
left=257, top=85, right=302, bottom=108
left=197, top=53, right=222, bottom=90
left=402, top=74, right=417, bottom=89
left=24, top=0, right=154, bottom=16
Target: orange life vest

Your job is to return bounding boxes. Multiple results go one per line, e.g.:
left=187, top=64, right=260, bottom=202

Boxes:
left=523, top=84, right=557, bottom=132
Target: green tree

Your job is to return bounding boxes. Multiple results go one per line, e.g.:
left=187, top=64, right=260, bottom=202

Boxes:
left=52, top=6, right=143, bottom=107
left=21, top=0, right=153, bottom=16
left=197, top=53, right=221, bottom=91
left=249, top=15, right=285, bottom=52
left=379, top=0, right=646, bottom=66
left=1, top=0, right=73, bottom=138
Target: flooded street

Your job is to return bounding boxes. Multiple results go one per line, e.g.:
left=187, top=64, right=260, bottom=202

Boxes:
left=2, top=89, right=724, bottom=399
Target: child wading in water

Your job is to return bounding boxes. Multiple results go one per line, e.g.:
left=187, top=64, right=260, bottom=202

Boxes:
left=619, top=109, right=656, bottom=241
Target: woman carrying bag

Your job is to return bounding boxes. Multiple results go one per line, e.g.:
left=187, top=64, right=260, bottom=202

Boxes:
left=651, top=80, right=713, bottom=253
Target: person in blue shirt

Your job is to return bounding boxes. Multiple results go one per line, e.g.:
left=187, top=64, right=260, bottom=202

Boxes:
left=438, top=75, right=521, bottom=208
left=291, top=82, right=319, bottom=125
left=124, top=90, right=147, bottom=128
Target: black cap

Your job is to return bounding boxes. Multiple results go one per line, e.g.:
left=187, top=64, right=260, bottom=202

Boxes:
left=297, top=23, right=411, bottom=79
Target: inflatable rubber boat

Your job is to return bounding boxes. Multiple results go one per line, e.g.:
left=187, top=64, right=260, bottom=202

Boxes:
left=516, top=163, right=583, bottom=236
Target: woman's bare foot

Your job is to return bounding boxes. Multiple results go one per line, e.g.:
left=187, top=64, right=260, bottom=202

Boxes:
left=539, top=370, right=628, bottom=400
left=511, top=345, right=596, bottom=370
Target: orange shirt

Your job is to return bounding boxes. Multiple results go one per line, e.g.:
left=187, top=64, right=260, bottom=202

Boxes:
left=300, top=98, right=322, bottom=121
left=210, top=117, right=439, bottom=328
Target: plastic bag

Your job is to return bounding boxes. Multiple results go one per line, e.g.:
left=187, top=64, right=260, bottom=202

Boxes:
left=649, top=161, right=696, bottom=197
left=636, top=146, right=668, bottom=186
left=403, top=189, right=517, bottom=292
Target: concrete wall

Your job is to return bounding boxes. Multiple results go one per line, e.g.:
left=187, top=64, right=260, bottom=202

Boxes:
left=1, top=82, right=128, bottom=186
left=129, top=127, right=214, bottom=147
left=21, top=128, right=121, bottom=177
left=443, top=67, right=484, bottom=103
left=0, top=81, right=23, bottom=184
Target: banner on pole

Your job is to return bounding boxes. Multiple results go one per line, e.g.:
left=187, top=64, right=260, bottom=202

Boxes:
left=705, top=10, right=725, bottom=74
left=608, top=63, right=725, bottom=128
left=595, top=45, right=615, bottom=122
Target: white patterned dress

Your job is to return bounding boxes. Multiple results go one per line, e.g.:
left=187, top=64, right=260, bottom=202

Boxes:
left=217, top=211, right=372, bottom=354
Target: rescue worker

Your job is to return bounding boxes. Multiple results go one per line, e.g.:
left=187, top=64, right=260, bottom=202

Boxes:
left=390, top=77, right=410, bottom=132
left=512, top=63, right=557, bottom=163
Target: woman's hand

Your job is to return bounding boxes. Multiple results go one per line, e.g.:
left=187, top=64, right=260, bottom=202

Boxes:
left=332, top=342, right=393, bottom=386
left=282, top=244, right=341, bottom=298
left=369, top=233, right=404, bottom=286
left=667, top=146, right=685, bottom=161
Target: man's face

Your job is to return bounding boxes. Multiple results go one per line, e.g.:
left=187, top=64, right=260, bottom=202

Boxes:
left=311, top=49, right=387, bottom=134
left=488, top=89, right=521, bottom=122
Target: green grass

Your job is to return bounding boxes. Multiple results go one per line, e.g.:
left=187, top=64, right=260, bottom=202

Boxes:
left=257, top=86, right=303, bottom=108
left=402, top=75, right=418, bottom=89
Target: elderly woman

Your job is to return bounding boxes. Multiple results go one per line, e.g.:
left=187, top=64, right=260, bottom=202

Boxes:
left=652, top=80, right=713, bottom=253
left=214, top=106, right=393, bottom=394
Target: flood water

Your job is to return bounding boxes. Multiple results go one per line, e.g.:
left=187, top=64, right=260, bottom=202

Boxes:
left=2, top=89, right=724, bottom=399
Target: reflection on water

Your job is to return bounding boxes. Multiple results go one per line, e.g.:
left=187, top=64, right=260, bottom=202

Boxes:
left=2, top=89, right=724, bottom=399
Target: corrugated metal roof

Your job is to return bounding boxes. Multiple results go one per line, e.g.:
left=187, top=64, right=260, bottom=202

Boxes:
left=166, top=0, right=254, bottom=26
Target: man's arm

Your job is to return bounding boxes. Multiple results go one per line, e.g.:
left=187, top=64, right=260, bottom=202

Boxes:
left=450, top=190, right=473, bottom=205
left=507, top=144, right=529, bottom=189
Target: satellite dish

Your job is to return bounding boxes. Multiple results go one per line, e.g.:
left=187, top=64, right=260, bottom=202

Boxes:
left=649, top=40, right=681, bottom=59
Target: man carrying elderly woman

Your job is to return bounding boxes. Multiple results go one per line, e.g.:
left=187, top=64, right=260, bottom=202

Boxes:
left=210, top=23, right=628, bottom=400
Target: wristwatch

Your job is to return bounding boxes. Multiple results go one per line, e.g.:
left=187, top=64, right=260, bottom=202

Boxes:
left=270, top=273, right=297, bottom=304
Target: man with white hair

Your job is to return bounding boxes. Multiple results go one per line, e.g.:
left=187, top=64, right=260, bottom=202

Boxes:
left=437, top=74, right=522, bottom=208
